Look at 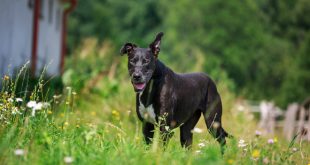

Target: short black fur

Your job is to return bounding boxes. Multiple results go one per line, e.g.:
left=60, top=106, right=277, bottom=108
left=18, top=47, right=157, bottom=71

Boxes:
left=121, top=32, right=230, bottom=153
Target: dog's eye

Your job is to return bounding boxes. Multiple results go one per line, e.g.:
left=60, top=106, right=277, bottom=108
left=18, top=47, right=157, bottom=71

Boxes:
left=143, top=58, right=150, bottom=64
left=129, top=58, right=135, bottom=64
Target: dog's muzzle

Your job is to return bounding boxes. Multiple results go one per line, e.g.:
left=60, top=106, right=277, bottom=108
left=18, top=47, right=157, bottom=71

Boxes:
left=131, top=73, right=146, bottom=92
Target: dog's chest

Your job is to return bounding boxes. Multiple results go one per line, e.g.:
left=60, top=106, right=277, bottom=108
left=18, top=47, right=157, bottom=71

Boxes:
left=139, top=103, right=156, bottom=124
left=138, top=93, right=156, bottom=124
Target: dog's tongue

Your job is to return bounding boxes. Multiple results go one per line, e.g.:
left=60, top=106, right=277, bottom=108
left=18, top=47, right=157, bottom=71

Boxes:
left=134, top=83, right=145, bottom=90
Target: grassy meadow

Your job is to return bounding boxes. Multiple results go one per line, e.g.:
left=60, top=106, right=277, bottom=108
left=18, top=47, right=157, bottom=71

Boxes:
left=0, top=42, right=309, bottom=165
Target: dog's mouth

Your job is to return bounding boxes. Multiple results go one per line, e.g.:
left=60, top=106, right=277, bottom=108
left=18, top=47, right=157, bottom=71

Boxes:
left=132, top=82, right=146, bottom=92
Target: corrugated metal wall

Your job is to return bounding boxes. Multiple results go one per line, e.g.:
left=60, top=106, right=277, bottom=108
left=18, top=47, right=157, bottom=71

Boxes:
left=0, top=0, right=33, bottom=77
left=0, top=0, right=63, bottom=77
left=37, top=0, right=63, bottom=75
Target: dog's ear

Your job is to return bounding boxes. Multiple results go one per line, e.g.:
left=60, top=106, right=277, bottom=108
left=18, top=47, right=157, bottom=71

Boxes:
left=149, top=32, right=164, bottom=58
left=120, top=43, right=137, bottom=55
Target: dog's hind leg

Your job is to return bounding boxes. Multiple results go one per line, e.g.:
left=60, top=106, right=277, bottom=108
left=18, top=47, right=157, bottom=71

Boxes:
left=204, top=108, right=228, bottom=145
left=180, top=110, right=201, bottom=148
left=204, top=100, right=228, bottom=154
left=143, top=122, right=155, bottom=144
left=203, top=81, right=229, bottom=153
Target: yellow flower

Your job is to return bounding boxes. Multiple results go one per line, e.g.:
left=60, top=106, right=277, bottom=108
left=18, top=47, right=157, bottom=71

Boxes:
left=112, top=110, right=120, bottom=118
left=91, top=111, right=96, bottom=116
left=64, top=122, right=69, bottom=126
left=47, top=110, right=53, bottom=114
left=227, top=159, right=234, bottom=164
left=273, top=137, right=278, bottom=143
left=252, top=149, right=260, bottom=158
left=76, top=124, right=80, bottom=128
left=4, top=75, right=9, bottom=80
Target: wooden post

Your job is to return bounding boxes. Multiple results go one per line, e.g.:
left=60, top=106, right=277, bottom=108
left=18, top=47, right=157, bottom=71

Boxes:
left=283, top=103, right=299, bottom=140
left=306, top=107, right=310, bottom=141
left=259, top=101, right=276, bottom=135
left=31, top=0, right=41, bottom=77
left=298, top=107, right=306, bottom=140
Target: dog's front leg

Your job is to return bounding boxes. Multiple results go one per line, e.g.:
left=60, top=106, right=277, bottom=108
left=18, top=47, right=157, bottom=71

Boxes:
left=143, top=122, right=154, bottom=144
left=180, top=111, right=201, bottom=149
left=135, top=95, right=154, bottom=144
left=159, top=125, right=173, bottom=146
left=158, top=108, right=175, bottom=146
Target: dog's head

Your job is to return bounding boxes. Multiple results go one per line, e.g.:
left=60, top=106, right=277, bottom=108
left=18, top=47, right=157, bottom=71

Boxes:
left=120, top=32, right=164, bottom=92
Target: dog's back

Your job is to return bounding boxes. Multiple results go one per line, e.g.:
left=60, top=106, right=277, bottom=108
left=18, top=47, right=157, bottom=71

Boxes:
left=154, top=62, right=219, bottom=124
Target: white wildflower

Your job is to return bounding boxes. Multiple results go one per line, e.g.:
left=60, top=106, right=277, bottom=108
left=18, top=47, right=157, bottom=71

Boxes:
left=53, top=94, right=62, bottom=99
left=12, top=107, right=22, bottom=115
left=8, top=98, right=14, bottom=103
left=237, top=105, right=245, bottom=111
left=31, top=109, right=36, bottom=117
left=42, top=102, right=50, bottom=109
left=16, top=98, right=23, bottom=102
left=27, top=101, right=49, bottom=114
left=33, top=102, right=43, bottom=110
left=192, top=127, right=203, bottom=133
left=27, top=101, right=37, bottom=108
left=14, top=149, right=24, bottom=156
left=195, top=150, right=201, bottom=154
left=198, top=142, right=205, bottom=148
left=238, top=139, right=247, bottom=148
left=64, top=156, right=74, bottom=164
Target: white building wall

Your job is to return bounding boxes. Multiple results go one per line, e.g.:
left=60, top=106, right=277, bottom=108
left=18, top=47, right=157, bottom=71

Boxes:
left=0, top=0, right=63, bottom=77
left=37, top=0, right=63, bottom=75
left=0, top=0, right=33, bottom=77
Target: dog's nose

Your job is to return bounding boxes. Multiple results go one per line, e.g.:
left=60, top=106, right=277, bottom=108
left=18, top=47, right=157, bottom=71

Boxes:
left=133, top=73, right=142, bottom=81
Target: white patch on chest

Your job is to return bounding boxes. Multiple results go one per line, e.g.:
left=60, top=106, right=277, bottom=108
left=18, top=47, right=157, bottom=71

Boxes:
left=138, top=93, right=156, bottom=124
left=139, top=103, right=156, bottom=124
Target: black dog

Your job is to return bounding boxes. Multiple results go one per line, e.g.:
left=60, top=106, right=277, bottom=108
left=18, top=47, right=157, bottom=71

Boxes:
left=120, top=32, right=229, bottom=150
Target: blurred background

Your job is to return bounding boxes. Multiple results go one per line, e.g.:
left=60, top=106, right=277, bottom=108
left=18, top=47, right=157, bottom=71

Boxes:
left=0, top=0, right=309, bottom=140
left=0, top=1, right=310, bottom=163
left=67, top=0, right=309, bottom=108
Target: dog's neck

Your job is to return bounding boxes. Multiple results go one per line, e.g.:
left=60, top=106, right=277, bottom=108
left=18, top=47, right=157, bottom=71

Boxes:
left=152, top=60, right=165, bottom=80
left=139, top=60, right=166, bottom=106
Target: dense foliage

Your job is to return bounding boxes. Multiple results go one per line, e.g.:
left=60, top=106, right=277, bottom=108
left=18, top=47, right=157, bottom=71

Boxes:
left=68, top=0, right=310, bottom=107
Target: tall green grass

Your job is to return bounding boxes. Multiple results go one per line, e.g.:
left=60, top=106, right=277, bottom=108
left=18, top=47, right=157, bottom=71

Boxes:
left=0, top=43, right=309, bottom=164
